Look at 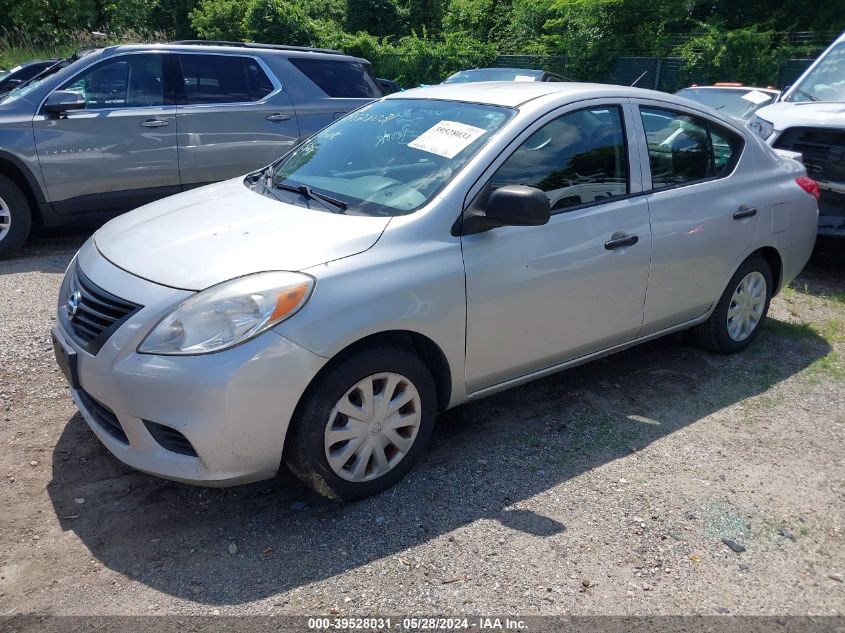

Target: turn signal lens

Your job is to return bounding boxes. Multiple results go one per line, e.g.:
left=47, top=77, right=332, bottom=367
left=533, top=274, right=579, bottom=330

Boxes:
left=795, top=176, right=820, bottom=201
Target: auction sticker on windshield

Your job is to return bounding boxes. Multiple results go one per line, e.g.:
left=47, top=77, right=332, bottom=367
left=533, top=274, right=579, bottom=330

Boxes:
left=408, top=120, right=488, bottom=158
left=742, top=90, right=773, bottom=104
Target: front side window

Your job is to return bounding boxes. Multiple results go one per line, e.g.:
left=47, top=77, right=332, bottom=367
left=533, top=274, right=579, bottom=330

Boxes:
left=179, top=54, right=275, bottom=104
left=489, top=106, right=628, bottom=212
left=61, top=55, right=164, bottom=109
left=270, top=99, right=513, bottom=216
left=641, top=107, right=742, bottom=189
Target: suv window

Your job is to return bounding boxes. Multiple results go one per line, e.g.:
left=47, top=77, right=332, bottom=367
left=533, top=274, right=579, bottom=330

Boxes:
left=489, top=105, right=629, bottom=212
left=179, top=54, right=275, bottom=104
left=288, top=58, right=381, bottom=98
left=62, top=55, right=163, bottom=109
left=640, top=107, right=742, bottom=189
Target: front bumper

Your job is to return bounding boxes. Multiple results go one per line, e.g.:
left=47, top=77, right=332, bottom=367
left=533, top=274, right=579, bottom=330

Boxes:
left=54, top=241, right=327, bottom=486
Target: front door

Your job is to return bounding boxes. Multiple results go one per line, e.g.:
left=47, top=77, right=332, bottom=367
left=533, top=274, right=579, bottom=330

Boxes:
left=33, top=52, right=180, bottom=215
left=461, top=101, right=652, bottom=393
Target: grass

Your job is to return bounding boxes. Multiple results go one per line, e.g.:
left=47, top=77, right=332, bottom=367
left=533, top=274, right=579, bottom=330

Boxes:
left=0, top=29, right=165, bottom=70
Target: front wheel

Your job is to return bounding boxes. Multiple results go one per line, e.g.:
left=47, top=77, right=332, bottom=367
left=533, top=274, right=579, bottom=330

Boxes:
left=0, top=175, right=32, bottom=260
left=693, top=255, right=772, bottom=354
left=285, top=346, right=437, bottom=501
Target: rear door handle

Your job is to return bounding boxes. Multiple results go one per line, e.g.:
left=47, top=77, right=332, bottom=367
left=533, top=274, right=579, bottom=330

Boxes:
left=604, top=234, right=639, bottom=250
left=140, top=119, right=169, bottom=128
left=732, top=206, right=758, bottom=220
left=266, top=113, right=291, bottom=121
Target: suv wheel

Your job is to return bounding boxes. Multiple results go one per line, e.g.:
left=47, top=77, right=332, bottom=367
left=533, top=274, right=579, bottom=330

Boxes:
left=0, top=175, right=32, bottom=260
left=285, top=346, right=437, bottom=501
left=693, top=255, right=772, bottom=354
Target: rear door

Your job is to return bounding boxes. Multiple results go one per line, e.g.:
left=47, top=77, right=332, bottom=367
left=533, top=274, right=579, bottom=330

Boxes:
left=631, top=100, right=761, bottom=335
left=174, top=53, right=300, bottom=188
left=280, top=56, right=382, bottom=137
left=33, top=52, right=180, bottom=215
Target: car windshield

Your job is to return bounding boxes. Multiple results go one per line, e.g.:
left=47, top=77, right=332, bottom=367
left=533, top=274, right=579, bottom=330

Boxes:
left=443, top=69, right=540, bottom=83
left=676, top=87, right=776, bottom=120
left=0, top=74, right=51, bottom=104
left=270, top=99, right=514, bottom=216
left=787, top=41, right=845, bottom=103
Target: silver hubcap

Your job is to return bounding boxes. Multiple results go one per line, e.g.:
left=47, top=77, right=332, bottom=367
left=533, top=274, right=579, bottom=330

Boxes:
left=0, top=194, right=10, bottom=242
left=324, top=372, right=422, bottom=482
left=727, top=271, right=767, bottom=342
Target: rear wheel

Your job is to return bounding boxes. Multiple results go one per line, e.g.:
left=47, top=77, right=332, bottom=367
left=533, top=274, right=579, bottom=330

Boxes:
left=693, top=255, right=772, bottom=354
left=0, top=175, right=32, bottom=260
left=285, top=346, right=437, bottom=501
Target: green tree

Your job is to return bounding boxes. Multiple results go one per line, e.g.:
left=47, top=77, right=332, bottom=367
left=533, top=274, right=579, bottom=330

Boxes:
left=190, top=0, right=247, bottom=39
left=345, top=0, right=405, bottom=37
left=409, top=0, right=446, bottom=34
left=243, top=0, right=316, bottom=45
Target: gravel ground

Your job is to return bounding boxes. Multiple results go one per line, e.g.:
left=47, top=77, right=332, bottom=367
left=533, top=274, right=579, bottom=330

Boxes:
left=0, top=230, right=843, bottom=618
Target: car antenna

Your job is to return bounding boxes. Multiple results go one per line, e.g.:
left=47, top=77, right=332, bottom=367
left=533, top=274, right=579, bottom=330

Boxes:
left=630, top=71, right=648, bottom=87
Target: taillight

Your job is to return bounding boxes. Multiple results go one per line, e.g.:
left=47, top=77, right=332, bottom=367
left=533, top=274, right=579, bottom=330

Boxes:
left=796, top=176, right=820, bottom=201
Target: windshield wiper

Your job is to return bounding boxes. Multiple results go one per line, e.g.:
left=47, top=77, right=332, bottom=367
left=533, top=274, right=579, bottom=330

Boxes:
left=794, top=88, right=820, bottom=102
left=273, top=181, right=348, bottom=213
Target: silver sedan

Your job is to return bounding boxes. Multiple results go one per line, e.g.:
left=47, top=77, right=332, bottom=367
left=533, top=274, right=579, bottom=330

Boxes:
left=52, top=82, right=819, bottom=500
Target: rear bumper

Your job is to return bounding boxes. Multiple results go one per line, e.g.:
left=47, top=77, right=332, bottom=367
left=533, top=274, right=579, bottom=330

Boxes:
left=817, top=186, right=845, bottom=237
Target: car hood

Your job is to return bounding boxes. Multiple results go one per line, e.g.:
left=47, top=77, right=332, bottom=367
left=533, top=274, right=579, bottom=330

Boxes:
left=757, top=101, right=845, bottom=130
left=94, top=178, right=391, bottom=291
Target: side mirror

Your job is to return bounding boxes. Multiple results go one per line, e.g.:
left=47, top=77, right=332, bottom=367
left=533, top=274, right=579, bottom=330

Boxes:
left=5, top=78, right=22, bottom=89
left=460, top=185, right=550, bottom=235
left=43, top=90, right=86, bottom=115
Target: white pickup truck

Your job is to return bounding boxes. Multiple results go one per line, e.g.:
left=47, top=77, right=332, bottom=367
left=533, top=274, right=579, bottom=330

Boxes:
left=748, top=31, right=845, bottom=237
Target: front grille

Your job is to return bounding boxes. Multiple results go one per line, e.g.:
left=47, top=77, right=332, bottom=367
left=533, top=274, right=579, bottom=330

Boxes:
left=774, top=127, right=845, bottom=184
left=143, top=420, right=198, bottom=457
left=61, top=265, right=142, bottom=355
left=77, top=389, right=129, bottom=444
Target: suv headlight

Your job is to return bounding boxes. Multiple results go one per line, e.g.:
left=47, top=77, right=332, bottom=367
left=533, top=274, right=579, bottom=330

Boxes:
left=138, top=271, right=314, bottom=355
left=747, top=115, right=774, bottom=141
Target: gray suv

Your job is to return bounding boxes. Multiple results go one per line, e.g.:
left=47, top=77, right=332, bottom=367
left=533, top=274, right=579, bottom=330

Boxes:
left=0, top=41, right=382, bottom=258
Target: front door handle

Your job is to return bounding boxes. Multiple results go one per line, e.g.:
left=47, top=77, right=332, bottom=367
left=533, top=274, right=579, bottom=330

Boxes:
left=732, top=206, right=758, bottom=220
left=266, top=112, right=291, bottom=121
left=140, top=119, right=169, bottom=127
left=604, top=234, right=639, bottom=250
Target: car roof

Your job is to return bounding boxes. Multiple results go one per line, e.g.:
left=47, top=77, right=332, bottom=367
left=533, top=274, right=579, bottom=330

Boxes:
left=458, top=67, right=544, bottom=74
left=391, top=81, right=672, bottom=108
left=16, top=59, right=58, bottom=68
left=105, top=43, right=366, bottom=62
left=679, top=85, right=779, bottom=93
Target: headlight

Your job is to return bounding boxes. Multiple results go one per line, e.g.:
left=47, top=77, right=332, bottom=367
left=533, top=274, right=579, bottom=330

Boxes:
left=138, top=271, right=314, bottom=355
left=747, top=116, right=774, bottom=141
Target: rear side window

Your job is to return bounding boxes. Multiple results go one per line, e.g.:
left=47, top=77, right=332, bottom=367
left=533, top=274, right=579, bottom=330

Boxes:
left=288, top=58, right=381, bottom=98
left=179, top=54, right=275, bottom=104
left=640, top=107, right=742, bottom=189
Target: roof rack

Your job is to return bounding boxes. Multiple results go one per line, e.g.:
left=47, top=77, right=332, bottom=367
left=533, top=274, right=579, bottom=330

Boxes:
left=169, top=40, right=343, bottom=55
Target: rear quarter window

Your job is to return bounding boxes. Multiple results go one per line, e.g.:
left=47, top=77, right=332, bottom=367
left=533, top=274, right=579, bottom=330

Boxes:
left=288, top=58, right=381, bottom=98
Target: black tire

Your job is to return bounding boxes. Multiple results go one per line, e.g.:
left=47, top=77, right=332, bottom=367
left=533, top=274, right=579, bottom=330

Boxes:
left=284, top=346, right=437, bottom=501
left=0, top=175, right=32, bottom=260
left=693, top=255, right=772, bottom=354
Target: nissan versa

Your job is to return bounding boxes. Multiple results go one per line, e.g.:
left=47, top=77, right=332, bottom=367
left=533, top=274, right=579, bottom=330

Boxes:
left=53, top=83, right=819, bottom=501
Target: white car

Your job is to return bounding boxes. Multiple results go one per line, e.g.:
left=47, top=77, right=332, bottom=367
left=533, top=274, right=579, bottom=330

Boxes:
left=748, top=30, right=845, bottom=236
left=53, top=82, right=818, bottom=500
